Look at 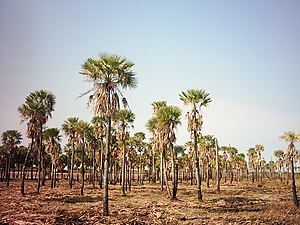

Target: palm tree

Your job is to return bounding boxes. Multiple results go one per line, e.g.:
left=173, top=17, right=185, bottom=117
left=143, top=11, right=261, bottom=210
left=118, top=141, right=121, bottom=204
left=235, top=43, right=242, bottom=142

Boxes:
left=44, top=128, right=61, bottom=188
left=274, top=150, right=284, bottom=182
left=114, top=109, right=135, bottom=195
left=226, top=145, right=238, bottom=184
left=199, top=135, right=215, bottom=188
left=255, top=144, right=264, bottom=183
left=179, top=89, right=211, bottom=201
left=91, top=116, right=107, bottom=189
left=76, top=120, right=90, bottom=196
left=154, top=105, right=182, bottom=199
left=280, top=131, right=300, bottom=208
left=1, top=130, right=22, bottom=186
left=18, top=90, right=56, bottom=194
left=133, top=132, right=146, bottom=184
left=214, top=138, right=220, bottom=193
left=80, top=53, right=137, bottom=216
left=62, top=117, right=79, bottom=188
left=146, top=101, right=167, bottom=190
left=247, top=148, right=257, bottom=182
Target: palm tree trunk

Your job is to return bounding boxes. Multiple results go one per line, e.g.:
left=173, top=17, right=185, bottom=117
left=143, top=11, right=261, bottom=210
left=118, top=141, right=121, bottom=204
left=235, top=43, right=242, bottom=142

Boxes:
left=291, top=159, right=299, bottom=207
left=206, top=161, right=210, bottom=188
left=121, top=140, right=126, bottom=196
left=6, top=154, right=11, bottom=187
left=21, top=137, right=33, bottom=195
left=163, top=149, right=171, bottom=198
left=70, top=141, right=75, bottom=188
left=92, top=147, right=96, bottom=189
left=99, top=140, right=103, bottom=189
left=160, top=151, right=164, bottom=191
left=152, top=153, right=156, bottom=183
left=37, top=125, right=43, bottom=194
left=216, top=142, right=220, bottom=193
left=81, top=141, right=85, bottom=196
left=193, top=130, right=202, bottom=201
left=171, top=144, right=178, bottom=200
left=103, top=117, right=111, bottom=216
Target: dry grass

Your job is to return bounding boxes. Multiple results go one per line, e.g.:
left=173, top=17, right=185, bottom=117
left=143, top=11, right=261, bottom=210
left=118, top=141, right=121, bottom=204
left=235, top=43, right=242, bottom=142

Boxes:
left=0, top=178, right=299, bottom=224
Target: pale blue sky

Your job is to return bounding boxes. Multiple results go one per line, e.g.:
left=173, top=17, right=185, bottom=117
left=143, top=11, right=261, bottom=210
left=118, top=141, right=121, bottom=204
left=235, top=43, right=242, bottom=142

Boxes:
left=1, top=0, right=299, bottom=161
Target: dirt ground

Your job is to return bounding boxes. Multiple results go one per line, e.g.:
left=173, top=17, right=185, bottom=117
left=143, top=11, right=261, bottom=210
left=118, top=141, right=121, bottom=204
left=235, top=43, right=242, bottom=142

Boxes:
left=0, top=178, right=299, bottom=225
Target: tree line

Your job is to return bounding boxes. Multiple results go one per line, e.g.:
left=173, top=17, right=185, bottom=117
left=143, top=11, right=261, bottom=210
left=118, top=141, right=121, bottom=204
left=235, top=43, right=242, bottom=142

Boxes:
left=1, top=53, right=299, bottom=215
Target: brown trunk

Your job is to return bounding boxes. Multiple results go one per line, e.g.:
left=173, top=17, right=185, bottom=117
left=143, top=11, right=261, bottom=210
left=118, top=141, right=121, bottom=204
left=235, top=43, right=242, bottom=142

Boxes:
left=291, top=159, right=299, bottom=207
left=103, top=117, right=111, bottom=216
left=121, top=139, right=126, bottom=196
left=194, top=130, right=202, bottom=201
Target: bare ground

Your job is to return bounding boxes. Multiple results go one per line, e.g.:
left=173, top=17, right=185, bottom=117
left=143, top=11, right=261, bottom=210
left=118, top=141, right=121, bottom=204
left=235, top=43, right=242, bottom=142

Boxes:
left=0, top=178, right=299, bottom=224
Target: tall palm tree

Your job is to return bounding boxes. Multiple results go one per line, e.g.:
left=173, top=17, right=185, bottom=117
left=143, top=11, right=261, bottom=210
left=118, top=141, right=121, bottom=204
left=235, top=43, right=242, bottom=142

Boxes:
left=44, top=128, right=61, bottom=188
left=179, top=89, right=211, bottom=201
left=280, top=131, right=300, bottom=208
left=80, top=53, right=137, bottom=216
left=18, top=90, right=56, bottom=194
left=114, top=109, right=135, bottom=195
left=1, top=130, right=22, bottom=186
left=62, top=117, right=79, bottom=188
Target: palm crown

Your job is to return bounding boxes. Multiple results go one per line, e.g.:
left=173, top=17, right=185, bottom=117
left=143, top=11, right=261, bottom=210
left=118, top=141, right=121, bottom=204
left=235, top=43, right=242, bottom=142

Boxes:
left=80, top=53, right=137, bottom=117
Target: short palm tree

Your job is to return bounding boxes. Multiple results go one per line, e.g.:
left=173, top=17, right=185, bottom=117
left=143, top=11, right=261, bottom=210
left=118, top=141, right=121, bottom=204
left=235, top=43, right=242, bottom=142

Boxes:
left=254, top=144, right=264, bottom=183
left=91, top=116, right=107, bottom=189
left=44, top=128, right=61, bottom=188
left=1, top=130, right=22, bottom=186
left=18, top=90, right=56, bottom=194
left=62, top=117, right=79, bottom=188
left=80, top=53, right=137, bottom=216
left=274, top=150, right=284, bottom=182
left=247, top=148, right=257, bottom=182
left=114, top=109, right=135, bottom=195
left=280, top=131, right=300, bottom=207
left=75, top=120, right=90, bottom=196
left=146, top=101, right=167, bottom=190
left=154, top=105, right=182, bottom=199
left=179, top=89, right=211, bottom=201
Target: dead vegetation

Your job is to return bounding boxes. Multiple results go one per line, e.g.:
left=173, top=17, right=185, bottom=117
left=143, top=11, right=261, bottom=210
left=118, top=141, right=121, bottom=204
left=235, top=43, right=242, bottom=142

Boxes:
left=0, top=179, right=299, bottom=225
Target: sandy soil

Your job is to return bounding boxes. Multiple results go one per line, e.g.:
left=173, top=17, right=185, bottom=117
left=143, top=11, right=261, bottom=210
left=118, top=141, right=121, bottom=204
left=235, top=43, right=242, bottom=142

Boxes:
left=0, top=178, right=299, bottom=224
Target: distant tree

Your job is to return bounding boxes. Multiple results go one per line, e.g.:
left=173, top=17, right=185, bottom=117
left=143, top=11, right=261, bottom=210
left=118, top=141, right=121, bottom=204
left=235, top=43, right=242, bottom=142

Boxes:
left=274, top=150, right=284, bottom=182
left=91, top=116, right=107, bottom=189
left=146, top=101, right=167, bottom=190
left=76, top=120, right=90, bottom=196
left=254, top=144, right=264, bottom=183
left=1, top=130, right=22, bottom=186
left=114, top=109, right=135, bottom=195
left=44, top=128, right=61, bottom=188
left=62, top=117, right=79, bottom=188
left=280, top=131, right=300, bottom=208
left=247, top=148, right=257, bottom=182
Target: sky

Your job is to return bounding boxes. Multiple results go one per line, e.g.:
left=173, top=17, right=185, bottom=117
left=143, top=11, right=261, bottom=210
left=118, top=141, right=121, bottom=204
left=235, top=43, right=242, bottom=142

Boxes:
left=0, top=0, right=300, bottom=162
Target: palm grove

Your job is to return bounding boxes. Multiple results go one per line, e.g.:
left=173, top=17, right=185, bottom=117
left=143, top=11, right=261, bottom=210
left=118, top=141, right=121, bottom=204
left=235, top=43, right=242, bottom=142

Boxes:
left=0, top=53, right=299, bottom=214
